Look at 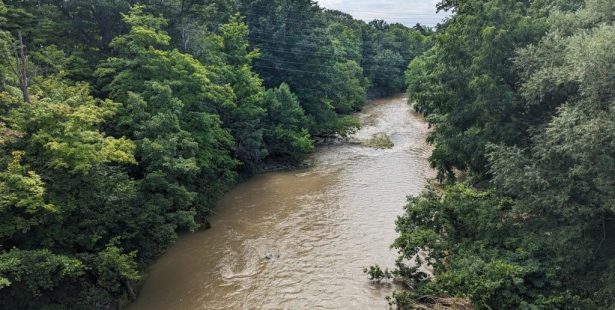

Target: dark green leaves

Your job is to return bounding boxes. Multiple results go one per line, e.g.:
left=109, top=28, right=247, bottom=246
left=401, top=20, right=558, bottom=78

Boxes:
left=393, top=1, right=615, bottom=308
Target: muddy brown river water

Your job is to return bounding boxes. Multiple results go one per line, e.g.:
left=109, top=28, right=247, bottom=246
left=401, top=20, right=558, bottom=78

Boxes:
left=129, top=94, right=432, bottom=310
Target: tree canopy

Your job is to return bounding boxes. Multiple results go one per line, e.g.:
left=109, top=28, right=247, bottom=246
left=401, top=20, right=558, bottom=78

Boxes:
left=391, top=0, right=615, bottom=308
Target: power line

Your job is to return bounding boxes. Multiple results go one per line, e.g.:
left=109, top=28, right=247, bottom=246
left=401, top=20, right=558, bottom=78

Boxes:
left=253, top=59, right=402, bottom=75
left=242, top=5, right=445, bottom=25
left=254, top=47, right=353, bottom=61
left=246, top=33, right=323, bottom=46
left=248, top=62, right=316, bottom=74
left=248, top=34, right=430, bottom=47
left=247, top=32, right=429, bottom=50
left=253, top=47, right=413, bottom=65
left=240, top=7, right=442, bottom=26
left=249, top=29, right=323, bottom=39
left=257, top=57, right=340, bottom=69
left=243, top=12, right=440, bottom=27
left=247, top=26, right=429, bottom=41
left=246, top=4, right=442, bottom=17
left=252, top=63, right=329, bottom=76
left=249, top=40, right=426, bottom=56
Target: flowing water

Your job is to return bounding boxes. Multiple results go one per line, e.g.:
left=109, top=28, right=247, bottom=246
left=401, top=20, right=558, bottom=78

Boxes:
left=130, top=94, right=432, bottom=310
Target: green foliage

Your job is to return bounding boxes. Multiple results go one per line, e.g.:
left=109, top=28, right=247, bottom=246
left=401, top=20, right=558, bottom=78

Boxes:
left=370, top=49, right=405, bottom=94
left=392, top=0, right=615, bottom=308
left=243, top=0, right=426, bottom=136
left=261, top=83, right=313, bottom=161
left=392, top=184, right=598, bottom=309
left=363, top=20, right=431, bottom=96
left=0, top=0, right=422, bottom=307
left=20, top=79, right=135, bottom=173
left=0, top=72, right=143, bottom=307
left=329, top=60, right=369, bottom=114
left=363, top=265, right=392, bottom=282
left=0, top=249, right=85, bottom=296
left=407, top=0, right=547, bottom=181
left=93, top=244, right=140, bottom=294
left=243, top=0, right=350, bottom=136
left=0, top=151, right=54, bottom=239
left=201, top=14, right=267, bottom=173
left=97, top=6, right=238, bottom=230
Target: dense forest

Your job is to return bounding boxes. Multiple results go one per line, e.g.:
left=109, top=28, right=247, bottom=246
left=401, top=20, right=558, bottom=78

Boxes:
left=2, top=0, right=613, bottom=308
left=387, top=0, right=615, bottom=309
left=0, top=0, right=430, bottom=308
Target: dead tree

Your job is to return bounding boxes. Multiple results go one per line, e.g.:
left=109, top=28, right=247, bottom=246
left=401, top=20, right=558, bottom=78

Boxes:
left=12, top=30, right=30, bottom=103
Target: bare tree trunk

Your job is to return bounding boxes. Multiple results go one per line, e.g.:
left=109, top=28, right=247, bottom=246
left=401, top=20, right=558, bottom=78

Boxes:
left=123, top=280, right=137, bottom=301
left=15, top=30, right=30, bottom=103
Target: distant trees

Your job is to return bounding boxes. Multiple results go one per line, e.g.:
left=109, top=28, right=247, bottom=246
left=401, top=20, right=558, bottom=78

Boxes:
left=243, top=0, right=360, bottom=136
left=242, top=0, right=430, bottom=135
left=362, top=21, right=431, bottom=97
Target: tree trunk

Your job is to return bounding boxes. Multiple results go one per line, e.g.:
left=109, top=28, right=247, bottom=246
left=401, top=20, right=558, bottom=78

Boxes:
left=15, top=30, right=30, bottom=103
left=123, top=280, right=137, bottom=301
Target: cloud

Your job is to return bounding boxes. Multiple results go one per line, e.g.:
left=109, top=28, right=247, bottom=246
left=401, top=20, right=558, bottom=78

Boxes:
left=316, top=0, right=449, bottom=26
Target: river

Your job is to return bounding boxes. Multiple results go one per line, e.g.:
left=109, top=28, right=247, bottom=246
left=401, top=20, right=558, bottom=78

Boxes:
left=129, top=94, right=432, bottom=310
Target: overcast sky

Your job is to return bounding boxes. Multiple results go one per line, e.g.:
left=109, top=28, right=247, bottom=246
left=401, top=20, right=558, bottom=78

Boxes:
left=316, top=0, right=450, bottom=26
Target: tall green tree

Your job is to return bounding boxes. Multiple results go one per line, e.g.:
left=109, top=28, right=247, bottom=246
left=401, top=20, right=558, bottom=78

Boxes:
left=96, top=6, right=237, bottom=231
left=0, top=72, right=139, bottom=307
left=198, top=14, right=267, bottom=173
left=406, top=0, right=546, bottom=181
left=261, top=83, right=313, bottom=161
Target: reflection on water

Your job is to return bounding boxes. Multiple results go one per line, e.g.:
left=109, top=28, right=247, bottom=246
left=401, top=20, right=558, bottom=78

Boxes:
left=129, top=94, right=432, bottom=310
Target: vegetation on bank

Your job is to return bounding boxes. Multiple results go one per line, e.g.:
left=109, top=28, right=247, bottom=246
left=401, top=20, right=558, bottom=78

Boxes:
left=387, top=0, right=615, bottom=308
left=0, top=0, right=430, bottom=308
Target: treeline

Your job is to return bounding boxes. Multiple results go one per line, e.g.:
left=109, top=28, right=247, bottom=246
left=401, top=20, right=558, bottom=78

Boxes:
left=390, top=0, right=615, bottom=308
left=0, top=0, right=429, bottom=308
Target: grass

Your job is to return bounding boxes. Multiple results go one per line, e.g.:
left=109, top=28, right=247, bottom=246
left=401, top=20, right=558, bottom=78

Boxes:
left=363, top=133, right=394, bottom=149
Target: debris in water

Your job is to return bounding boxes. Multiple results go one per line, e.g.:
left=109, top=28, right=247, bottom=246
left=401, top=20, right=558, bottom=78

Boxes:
left=362, top=133, right=394, bottom=149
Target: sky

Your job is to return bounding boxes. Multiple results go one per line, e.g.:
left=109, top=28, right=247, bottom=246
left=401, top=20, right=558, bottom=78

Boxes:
left=316, top=0, right=450, bottom=27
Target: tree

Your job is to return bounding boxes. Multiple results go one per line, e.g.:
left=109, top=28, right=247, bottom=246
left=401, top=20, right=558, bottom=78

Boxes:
left=328, top=60, right=368, bottom=114
left=0, top=151, right=53, bottom=240
left=199, top=14, right=267, bottom=173
left=0, top=75, right=139, bottom=307
left=362, top=20, right=430, bottom=96
left=406, top=0, right=546, bottom=181
left=369, top=49, right=405, bottom=94
left=261, top=83, right=313, bottom=161
left=96, top=6, right=238, bottom=230
left=242, top=0, right=360, bottom=137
